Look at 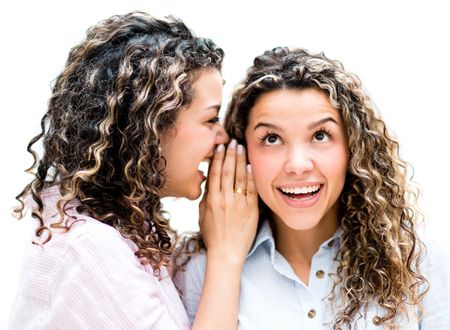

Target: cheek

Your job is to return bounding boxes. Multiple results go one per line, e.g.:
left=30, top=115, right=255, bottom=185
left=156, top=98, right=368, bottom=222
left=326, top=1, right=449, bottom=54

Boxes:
left=324, top=145, right=348, bottom=183
left=177, top=127, right=210, bottom=156
left=248, top=147, right=278, bottom=190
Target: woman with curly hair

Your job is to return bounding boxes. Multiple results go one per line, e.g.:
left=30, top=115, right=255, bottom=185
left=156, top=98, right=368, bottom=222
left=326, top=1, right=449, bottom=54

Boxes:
left=177, top=47, right=450, bottom=329
left=10, top=12, right=258, bottom=329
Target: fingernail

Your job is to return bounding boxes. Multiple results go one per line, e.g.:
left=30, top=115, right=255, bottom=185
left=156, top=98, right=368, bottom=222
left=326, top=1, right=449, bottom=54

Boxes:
left=237, top=144, right=244, bottom=155
left=228, top=139, right=237, bottom=150
left=247, top=164, right=252, bottom=173
left=216, top=144, right=224, bottom=152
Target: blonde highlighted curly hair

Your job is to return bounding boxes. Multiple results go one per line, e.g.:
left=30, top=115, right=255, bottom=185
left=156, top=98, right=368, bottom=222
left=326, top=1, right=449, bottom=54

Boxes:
left=15, top=11, right=224, bottom=276
left=225, top=47, right=428, bottom=329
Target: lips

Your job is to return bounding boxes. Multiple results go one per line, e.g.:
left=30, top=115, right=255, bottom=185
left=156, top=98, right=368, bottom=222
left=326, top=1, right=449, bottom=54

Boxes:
left=197, top=169, right=206, bottom=181
left=197, top=157, right=213, bottom=183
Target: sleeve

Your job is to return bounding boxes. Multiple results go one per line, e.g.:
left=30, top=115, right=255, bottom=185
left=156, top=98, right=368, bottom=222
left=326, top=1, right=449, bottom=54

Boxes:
left=173, top=252, right=207, bottom=326
left=49, top=229, right=185, bottom=330
left=419, top=240, right=450, bottom=329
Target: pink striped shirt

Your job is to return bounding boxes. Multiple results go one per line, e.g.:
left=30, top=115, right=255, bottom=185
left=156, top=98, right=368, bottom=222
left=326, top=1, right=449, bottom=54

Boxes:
left=9, top=187, right=189, bottom=329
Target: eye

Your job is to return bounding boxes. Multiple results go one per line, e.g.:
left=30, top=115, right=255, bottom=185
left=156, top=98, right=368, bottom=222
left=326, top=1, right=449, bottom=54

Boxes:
left=207, top=116, right=220, bottom=124
left=313, top=130, right=330, bottom=142
left=263, top=134, right=281, bottom=145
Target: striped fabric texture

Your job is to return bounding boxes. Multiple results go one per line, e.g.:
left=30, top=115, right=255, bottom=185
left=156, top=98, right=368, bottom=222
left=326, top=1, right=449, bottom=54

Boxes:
left=9, top=187, right=189, bottom=330
left=176, top=220, right=450, bottom=330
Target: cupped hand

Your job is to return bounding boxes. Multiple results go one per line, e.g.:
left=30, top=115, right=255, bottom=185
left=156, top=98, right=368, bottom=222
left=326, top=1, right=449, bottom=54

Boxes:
left=199, top=139, right=259, bottom=268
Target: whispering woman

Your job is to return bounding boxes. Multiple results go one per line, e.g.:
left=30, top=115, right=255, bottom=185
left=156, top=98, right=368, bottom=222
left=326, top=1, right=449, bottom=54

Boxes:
left=10, top=12, right=258, bottom=329
left=177, top=47, right=450, bottom=329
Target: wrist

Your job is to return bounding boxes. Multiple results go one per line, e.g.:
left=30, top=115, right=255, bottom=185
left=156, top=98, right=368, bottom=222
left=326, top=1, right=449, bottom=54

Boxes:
left=206, top=249, right=246, bottom=270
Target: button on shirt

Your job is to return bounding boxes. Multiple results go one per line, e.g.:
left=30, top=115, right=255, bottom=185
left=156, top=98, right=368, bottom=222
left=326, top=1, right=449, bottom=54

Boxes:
left=176, top=220, right=450, bottom=329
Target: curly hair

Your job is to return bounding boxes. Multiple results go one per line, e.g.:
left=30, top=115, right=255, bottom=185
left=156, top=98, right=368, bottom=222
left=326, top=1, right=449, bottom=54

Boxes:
left=14, top=11, right=224, bottom=276
left=224, top=47, right=428, bottom=328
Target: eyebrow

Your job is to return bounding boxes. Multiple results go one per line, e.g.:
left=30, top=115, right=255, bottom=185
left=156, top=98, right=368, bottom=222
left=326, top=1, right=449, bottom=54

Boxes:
left=307, top=117, right=339, bottom=129
left=204, top=105, right=221, bottom=112
left=253, top=122, right=283, bottom=132
left=252, top=117, right=339, bottom=132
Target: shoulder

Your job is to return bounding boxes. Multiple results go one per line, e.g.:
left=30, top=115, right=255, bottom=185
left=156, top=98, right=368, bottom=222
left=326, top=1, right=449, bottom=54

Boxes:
left=418, top=239, right=450, bottom=328
left=173, top=250, right=207, bottom=300
left=65, top=218, right=133, bottom=253
left=174, top=250, right=207, bottom=284
left=173, top=251, right=207, bottom=325
left=54, top=218, right=146, bottom=280
left=38, top=215, right=137, bottom=269
left=418, top=238, right=450, bottom=297
left=49, top=220, right=164, bottom=306
left=35, top=186, right=131, bottom=252
left=16, top=215, right=142, bottom=304
left=59, top=217, right=140, bottom=265
left=185, top=250, right=207, bottom=273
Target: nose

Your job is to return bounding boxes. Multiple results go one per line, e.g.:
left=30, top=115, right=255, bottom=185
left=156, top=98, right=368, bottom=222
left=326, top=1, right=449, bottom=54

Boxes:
left=216, top=124, right=229, bottom=145
left=284, top=146, right=314, bottom=175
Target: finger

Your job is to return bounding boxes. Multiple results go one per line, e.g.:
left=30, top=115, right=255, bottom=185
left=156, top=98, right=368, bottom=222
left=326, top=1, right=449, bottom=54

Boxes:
left=198, top=193, right=206, bottom=225
left=207, top=144, right=225, bottom=193
left=234, top=144, right=247, bottom=194
left=221, top=139, right=237, bottom=195
left=199, top=183, right=207, bottom=210
left=245, top=164, right=258, bottom=204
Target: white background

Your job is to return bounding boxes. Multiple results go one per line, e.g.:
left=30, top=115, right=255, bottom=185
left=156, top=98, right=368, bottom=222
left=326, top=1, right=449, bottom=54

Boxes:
left=1, top=0, right=449, bottom=327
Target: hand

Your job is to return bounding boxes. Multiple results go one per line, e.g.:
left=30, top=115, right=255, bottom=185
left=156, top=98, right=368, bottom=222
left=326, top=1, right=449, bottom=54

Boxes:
left=199, top=139, right=259, bottom=268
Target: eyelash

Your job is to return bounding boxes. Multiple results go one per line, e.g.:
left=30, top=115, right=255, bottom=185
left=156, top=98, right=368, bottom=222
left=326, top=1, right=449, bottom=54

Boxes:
left=208, top=116, right=220, bottom=124
left=258, top=131, right=280, bottom=145
left=258, top=127, right=332, bottom=145
left=313, top=127, right=331, bottom=141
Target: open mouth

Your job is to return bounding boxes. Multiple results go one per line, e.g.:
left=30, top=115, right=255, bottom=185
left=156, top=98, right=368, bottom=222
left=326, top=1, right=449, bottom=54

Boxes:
left=197, top=159, right=211, bottom=180
left=278, top=184, right=322, bottom=200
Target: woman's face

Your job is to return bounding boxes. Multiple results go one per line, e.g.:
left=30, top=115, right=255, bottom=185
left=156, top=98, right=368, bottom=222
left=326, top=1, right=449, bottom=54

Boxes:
left=160, top=68, right=228, bottom=200
left=245, top=88, right=349, bottom=231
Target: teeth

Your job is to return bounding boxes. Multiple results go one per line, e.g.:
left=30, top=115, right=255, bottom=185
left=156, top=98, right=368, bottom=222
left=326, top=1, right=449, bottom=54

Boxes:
left=280, top=185, right=321, bottom=194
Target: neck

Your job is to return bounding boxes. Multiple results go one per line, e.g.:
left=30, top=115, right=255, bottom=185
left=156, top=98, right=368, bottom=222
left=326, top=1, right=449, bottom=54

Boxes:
left=272, top=204, right=339, bottom=284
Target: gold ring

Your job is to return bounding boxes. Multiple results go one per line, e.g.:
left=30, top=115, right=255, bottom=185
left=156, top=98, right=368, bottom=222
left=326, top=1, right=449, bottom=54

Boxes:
left=234, top=187, right=245, bottom=195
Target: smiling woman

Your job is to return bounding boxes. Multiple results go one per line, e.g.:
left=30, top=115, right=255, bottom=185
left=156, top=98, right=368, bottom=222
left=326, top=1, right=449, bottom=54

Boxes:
left=176, top=47, right=450, bottom=329
left=247, top=89, right=349, bottom=237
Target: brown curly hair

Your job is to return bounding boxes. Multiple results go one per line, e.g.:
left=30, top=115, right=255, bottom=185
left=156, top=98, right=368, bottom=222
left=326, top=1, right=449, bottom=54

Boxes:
left=225, top=47, right=428, bottom=328
left=14, top=11, right=224, bottom=276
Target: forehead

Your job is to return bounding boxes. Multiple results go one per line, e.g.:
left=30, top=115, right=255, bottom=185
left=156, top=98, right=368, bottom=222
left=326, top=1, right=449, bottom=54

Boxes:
left=248, top=88, right=339, bottom=124
left=178, top=68, right=222, bottom=119
left=190, top=68, right=223, bottom=101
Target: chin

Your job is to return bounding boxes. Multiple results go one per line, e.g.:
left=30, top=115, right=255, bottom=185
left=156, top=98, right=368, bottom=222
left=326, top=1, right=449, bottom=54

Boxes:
left=184, top=187, right=202, bottom=201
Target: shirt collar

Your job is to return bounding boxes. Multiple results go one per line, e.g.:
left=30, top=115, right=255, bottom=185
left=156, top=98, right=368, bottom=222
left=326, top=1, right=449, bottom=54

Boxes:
left=247, top=219, right=344, bottom=258
left=247, top=219, right=274, bottom=258
left=322, top=226, right=343, bottom=250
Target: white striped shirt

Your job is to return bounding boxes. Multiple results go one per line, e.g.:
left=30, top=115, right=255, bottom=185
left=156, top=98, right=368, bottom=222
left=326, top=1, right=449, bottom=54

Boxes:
left=9, top=187, right=189, bottom=330
left=176, top=220, right=450, bottom=329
